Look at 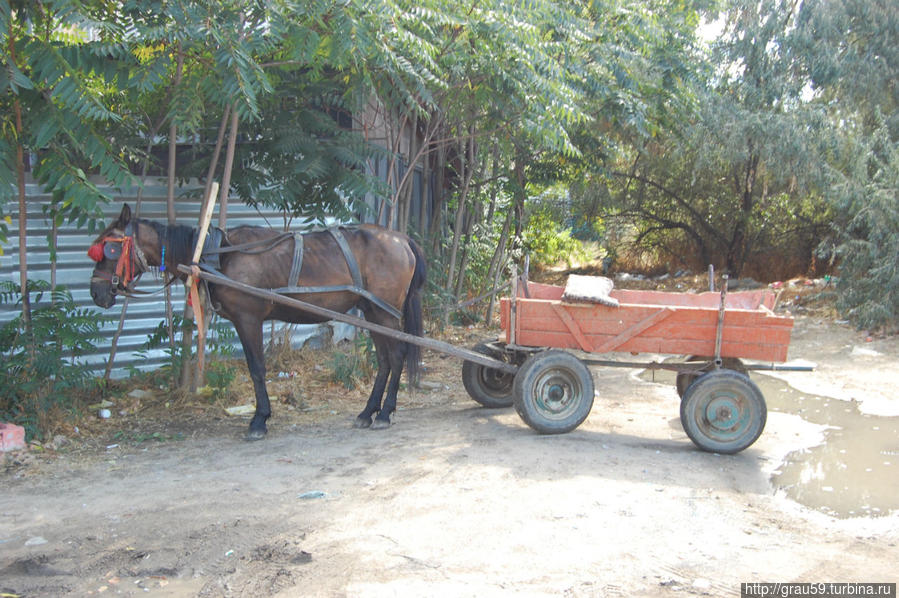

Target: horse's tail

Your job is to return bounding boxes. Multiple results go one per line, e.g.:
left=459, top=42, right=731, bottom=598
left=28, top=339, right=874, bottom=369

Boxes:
left=403, top=238, right=427, bottom=386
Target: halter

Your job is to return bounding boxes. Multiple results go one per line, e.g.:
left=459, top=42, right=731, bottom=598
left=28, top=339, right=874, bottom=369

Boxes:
left=88, top=222, right=149, bottom=292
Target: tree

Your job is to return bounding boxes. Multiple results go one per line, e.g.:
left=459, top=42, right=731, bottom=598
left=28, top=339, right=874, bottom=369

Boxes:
left=570, top=0, right=833, bottom=279
left=0, top=0, right=135, bottom=327
left=790, top=0, right=899, bottom=329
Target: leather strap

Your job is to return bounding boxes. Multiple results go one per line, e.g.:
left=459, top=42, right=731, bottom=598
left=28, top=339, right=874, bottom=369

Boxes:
left=288, top=232, right=304, bottom=288
left=329, top=228, right=364, bottom=288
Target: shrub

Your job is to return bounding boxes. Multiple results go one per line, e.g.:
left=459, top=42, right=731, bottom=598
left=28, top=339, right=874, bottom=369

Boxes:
left=0, top=281, right=108, bottom=440
left=522, top=209, right=588, bottom=267
left=329, top=333, right=377, bottom=390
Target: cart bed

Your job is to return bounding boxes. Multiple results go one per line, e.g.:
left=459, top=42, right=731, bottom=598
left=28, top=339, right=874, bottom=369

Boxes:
left=500, top=281, right=793, bottom=362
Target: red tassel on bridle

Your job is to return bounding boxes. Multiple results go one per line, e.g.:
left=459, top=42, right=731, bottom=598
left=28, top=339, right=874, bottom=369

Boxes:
left=116, top=236, right=135, bottom=286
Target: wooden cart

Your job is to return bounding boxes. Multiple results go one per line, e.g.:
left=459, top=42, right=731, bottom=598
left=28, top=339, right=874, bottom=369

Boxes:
left=462, top=275, right=805, bottom=454
left=183, top=265, right=808, bottom=455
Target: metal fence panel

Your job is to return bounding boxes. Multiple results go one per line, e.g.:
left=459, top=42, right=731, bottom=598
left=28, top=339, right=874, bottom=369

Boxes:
left=1, top=181, right=334, bottom=377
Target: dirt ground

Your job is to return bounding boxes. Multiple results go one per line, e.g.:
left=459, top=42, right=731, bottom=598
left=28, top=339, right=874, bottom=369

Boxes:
left=2, top=313, right=898, bottom=597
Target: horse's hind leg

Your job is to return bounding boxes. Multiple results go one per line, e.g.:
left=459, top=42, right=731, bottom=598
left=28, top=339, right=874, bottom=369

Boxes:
left=354, top=334, right=391, bottom=428
left=371, top=338, right=408, bottom=430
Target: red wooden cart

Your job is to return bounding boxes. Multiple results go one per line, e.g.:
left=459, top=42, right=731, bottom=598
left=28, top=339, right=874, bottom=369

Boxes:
left=462, top=274, right=806, bottom=454
left=184, top=264, right=808, bottom=454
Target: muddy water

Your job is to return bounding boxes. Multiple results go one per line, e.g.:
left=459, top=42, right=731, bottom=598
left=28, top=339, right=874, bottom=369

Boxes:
left=639, top=367, right=899, bottom=518
left=758, top=376, right=899, bottom=518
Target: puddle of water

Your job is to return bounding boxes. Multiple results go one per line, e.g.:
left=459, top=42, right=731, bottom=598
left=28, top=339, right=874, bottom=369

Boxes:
left=637, top=365, right=899, bottom=518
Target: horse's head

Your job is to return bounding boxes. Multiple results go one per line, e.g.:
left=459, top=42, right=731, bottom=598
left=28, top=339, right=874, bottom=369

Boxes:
left=88, top=204, right=149, bottom=308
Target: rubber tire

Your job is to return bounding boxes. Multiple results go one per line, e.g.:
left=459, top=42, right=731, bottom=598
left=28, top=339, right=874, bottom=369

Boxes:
left=676, top=356, right=747, bottom=398
left=462, top=342, right=515, bottom=408
left=679, top=369, right=767, bottom=454
left=513, top=350, right=595, bottom=434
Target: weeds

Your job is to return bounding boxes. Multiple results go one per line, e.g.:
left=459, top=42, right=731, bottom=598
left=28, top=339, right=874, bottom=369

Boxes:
left=0, top=281, right=109, bottom=441
left=329, top=333, right=377, bottom=390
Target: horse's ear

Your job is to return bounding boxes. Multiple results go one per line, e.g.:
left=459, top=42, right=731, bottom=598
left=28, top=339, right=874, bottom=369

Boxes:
left=119, top=204, right=132, bottom=226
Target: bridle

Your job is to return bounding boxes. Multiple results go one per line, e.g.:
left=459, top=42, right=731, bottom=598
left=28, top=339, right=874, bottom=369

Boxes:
left=88, top=222, right=150, bottom=294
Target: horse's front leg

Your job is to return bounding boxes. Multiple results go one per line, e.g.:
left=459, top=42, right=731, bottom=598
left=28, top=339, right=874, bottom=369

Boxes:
left=233, top=317, right=270, bottom=440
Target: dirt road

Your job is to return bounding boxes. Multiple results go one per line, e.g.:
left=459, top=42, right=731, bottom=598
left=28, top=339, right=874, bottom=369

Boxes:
left=2, top=316, right=897, bottom=597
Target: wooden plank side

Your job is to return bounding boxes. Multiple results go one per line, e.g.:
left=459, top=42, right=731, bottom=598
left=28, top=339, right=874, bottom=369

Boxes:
left=514, top=329, right=791, bottom=361
left=592, top=307, right=675, bottom=353
left=516, top=300, right=792, bottom=338
left=513, top=298, right=793, bottom=361
left=505, top=284, right=795, bottom=361
left=514, top=322, right=794, bottom=355
left=611, top=288, right=775, bottom=310
left=550, top=303, right=593, bottom=352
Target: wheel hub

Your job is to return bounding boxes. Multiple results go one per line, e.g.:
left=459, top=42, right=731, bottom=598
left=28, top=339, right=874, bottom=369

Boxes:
left=536, top=375, right=574, bottom=415
left=705, top=396, right=742, bottom=431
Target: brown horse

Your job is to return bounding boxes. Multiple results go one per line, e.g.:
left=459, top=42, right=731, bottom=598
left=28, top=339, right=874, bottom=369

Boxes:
left=89, top=204, right=426, bottom=440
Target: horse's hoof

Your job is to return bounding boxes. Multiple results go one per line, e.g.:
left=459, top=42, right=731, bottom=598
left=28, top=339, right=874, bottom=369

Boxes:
left=370, top=418, right=391, bottom=430
left=245, top=428, right=267, bottom=441
left=353, top=416, right=372, bottom=429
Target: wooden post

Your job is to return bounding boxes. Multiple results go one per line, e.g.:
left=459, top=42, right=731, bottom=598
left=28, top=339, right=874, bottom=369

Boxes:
left=510, top=264, right=518, bottom=347
left=714, top=273, right=728, bottom=364
left=188, top=182, right=219, bottom=385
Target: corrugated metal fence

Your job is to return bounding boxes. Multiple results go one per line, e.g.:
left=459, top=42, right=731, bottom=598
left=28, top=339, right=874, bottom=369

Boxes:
left=1, top=180, right=348, bottom=377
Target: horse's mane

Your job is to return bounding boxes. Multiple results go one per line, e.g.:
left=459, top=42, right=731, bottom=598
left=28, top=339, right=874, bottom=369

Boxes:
left=144, top=220, right=197, bottom=264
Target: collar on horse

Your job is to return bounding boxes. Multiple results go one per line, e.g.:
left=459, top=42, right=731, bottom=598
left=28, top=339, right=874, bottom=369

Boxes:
left=88, top=222, right=150, bottom=292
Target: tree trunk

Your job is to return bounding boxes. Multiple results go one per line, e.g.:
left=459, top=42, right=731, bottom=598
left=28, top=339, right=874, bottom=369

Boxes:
left=105, top=121, right=164, bottom=382
left=204, top=104, right=231, bottom=220
left=9, top=19, right=31, bottom=334
left=454, top=147, right=487, bottom=298
left=218, top=103, right=239, bottom=228
left=419, top=139, right=431, bottom=237
left=14, top=95, right=30, bottom=335
left=727, top=152, right=759, bottom=277
left=486, top=207, right=513, bottom=322
left=446, top=132, right=475, bottom=293
left=429, top=125, right=449, bottom=252
left=162, top=46, right=195, bottom=392
left=397, top=111, right=418, bottom=233
left=512, top=144, right=528, bottom=239
left=49, top=207, right=58, bottom=294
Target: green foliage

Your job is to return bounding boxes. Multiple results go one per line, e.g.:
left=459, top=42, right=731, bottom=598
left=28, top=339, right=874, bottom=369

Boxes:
left=829, top=119, right=899, bottom=331
left=0, top=281, right=108, bottom=440
left=0, top=1, right=137, bottom=239
left=205, top=360, right=237, bottom=401
left=128, top=315, right=191, bottom=385
left=129, top=316, right=237, bottom=390
left=230, top=74, right=389, bottom=224
left=522, top=208, right=588, bottom=268
left=328, top=333, right=377, bottom=390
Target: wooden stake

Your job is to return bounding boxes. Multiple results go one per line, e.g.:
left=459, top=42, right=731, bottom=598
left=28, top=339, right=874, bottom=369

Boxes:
left=188, top=182, right=219, bottom=383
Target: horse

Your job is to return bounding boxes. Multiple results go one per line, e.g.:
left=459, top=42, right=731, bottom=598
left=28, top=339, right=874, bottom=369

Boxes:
left=88, top=204, right=426, bottom=440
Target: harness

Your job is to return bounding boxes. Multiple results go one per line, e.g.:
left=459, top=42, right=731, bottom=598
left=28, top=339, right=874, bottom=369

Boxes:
left=271, top=228, right=401, bottom=320
left=89, top=223, right=402, bottom=320
left=201, top=227, right=402, bottom=320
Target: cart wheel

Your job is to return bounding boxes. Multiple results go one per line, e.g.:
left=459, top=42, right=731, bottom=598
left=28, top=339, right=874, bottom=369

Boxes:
left=679, top=369, right=766, bottom=454
left=676, top=356, right=747, bottom=398
left=513, top=350, right=594, bottom=434
left=462, top=342, right=515, bottom=408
